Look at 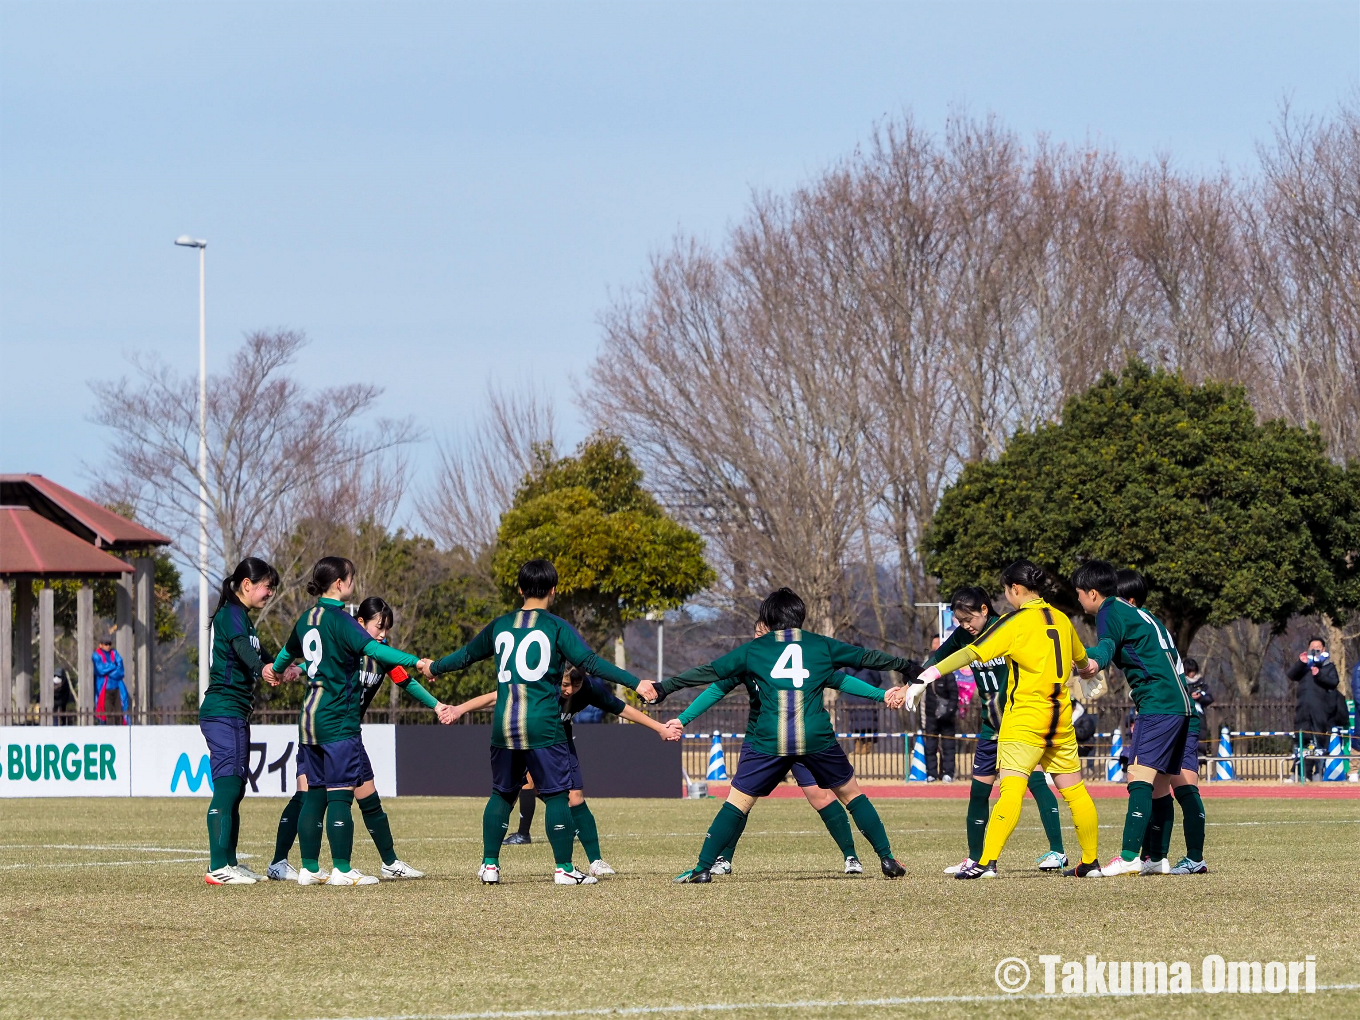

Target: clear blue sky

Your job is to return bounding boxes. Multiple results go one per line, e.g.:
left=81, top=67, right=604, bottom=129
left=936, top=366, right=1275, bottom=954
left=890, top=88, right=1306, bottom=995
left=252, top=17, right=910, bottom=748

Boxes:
left=2, top=1, right=1357, bottom=518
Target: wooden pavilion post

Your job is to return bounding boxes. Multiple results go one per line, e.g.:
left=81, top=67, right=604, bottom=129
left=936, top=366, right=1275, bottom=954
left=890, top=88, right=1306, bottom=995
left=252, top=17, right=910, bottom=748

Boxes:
left=14, top=576, right=33, bottom=719
left=133, top=557, right=154, bottom=723
left=116, top=569, right=135, bottom=719
left=0, top=579, right=11, bottom=724
left=38, top=585, right=55, bottom=724
left=77, top=584, right=95, bottom=724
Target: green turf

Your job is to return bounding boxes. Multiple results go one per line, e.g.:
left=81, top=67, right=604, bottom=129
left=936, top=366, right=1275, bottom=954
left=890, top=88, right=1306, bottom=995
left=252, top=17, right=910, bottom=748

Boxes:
left=0, top=795, right=1356, bottom=1020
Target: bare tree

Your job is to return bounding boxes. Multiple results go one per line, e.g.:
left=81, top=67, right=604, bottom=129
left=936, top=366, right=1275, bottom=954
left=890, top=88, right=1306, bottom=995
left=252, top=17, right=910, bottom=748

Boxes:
left=416, top=381, right=558, bottom=569
left=91, top=329, right=419, bottom=617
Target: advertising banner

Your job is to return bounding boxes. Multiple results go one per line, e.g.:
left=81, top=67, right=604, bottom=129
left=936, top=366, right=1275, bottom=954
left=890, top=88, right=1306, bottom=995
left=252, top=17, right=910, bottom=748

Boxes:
left=1, top=726, right=132, bottom=797
left=0, top=725, right=396, bottom=798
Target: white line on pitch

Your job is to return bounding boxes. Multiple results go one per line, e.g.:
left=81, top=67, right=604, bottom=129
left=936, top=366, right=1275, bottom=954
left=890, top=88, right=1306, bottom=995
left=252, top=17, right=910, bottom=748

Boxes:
left=0, top=857, right=210, bottom=871
left=0, top=843, right=207, bottom=853
left=298, top=983, right=1360, bottom=1020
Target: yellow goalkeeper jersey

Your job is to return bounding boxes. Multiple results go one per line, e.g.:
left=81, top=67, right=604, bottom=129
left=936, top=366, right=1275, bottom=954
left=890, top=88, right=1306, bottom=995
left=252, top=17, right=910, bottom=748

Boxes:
left=931, top=597, right=1089, bottom=747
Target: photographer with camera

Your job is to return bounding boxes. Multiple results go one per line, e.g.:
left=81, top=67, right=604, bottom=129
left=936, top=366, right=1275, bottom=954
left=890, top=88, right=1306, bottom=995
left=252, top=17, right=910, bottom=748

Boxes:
left=1182, top=658, right=1214, bottom=764
left=1286, top=637, right=1342, bottom=780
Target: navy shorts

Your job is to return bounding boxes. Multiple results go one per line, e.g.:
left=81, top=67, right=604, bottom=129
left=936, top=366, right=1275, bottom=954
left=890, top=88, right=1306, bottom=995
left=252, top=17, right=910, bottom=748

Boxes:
left=732, top=744, right=855, bottom=798
left=973, top=737, right=998, bottom=777
left=1180, top=726, right=1201, bottom=774
left=200, top=716, right=250, bottom=780
left=564, top=740, right=586, bottom=791
left=1129, top=713, right=1190, bottom=774
left=790, top=762, right=817, bottom=787
left=491, top=743, right=574, bottom=796
left=296, top=735, right=374, bottom=789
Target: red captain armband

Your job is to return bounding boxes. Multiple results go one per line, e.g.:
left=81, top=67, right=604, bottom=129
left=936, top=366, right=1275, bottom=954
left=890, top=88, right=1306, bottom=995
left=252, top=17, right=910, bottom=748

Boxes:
left=388, top=666, right=409, bottom=683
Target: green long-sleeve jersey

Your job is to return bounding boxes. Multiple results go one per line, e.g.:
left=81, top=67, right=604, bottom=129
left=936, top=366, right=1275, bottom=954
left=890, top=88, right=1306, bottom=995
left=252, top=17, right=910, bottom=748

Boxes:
left=668, top=667, right=866, bottom=735
left=272, top=598, right=420, bottom=745
left=923, top=615, right=1010, bottom=739
left=1087, top=597, right=1192, bottom=717
left=663, top=628, right=906, bottom=755
left=200, top=601, right=266, bottom=720
left=429, top=609, right=641, bottom=749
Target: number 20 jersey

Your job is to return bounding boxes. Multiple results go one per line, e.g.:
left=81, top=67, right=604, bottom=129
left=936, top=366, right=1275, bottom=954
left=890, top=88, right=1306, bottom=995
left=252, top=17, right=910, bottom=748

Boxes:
left=429, top=610, right=641, bottom=749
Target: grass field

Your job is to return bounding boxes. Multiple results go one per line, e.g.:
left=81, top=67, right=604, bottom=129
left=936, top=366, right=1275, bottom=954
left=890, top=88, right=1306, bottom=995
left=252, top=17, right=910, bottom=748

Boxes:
left=1, top=794, right=1356, bottom=1020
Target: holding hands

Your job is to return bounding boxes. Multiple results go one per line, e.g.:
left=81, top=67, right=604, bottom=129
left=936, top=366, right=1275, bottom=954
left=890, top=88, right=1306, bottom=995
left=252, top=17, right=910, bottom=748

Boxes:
left=417, top=658, right=435, bottom=679
left=636, top=679, right=659, bottom=703
left=663, top=718, right=684, bottom=741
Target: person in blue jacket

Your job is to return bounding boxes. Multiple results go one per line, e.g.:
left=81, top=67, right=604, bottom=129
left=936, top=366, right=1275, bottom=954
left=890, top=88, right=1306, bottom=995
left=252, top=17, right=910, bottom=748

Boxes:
left=93, top=633, right=129, bottom=725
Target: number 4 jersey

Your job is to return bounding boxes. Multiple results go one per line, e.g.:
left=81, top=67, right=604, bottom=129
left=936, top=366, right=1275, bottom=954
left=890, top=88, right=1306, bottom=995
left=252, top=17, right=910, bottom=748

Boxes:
left=429, top=609, right=642, bottom=749
left=273, top=597, right=420, bottom=745
left=672, top=629, right=915, bottom=756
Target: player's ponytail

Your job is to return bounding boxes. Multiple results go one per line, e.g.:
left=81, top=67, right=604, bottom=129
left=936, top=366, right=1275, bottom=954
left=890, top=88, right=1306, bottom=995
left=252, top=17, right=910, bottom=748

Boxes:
left=214, top=557, right=280, bottom=616
left=999, top=559, right=1062, bottom=602
left=306, top=556, right=355, bottom=598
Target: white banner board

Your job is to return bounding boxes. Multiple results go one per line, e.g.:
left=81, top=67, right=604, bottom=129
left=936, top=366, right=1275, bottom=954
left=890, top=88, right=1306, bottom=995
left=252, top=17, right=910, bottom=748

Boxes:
left=1, top=725, right=395, bottom=798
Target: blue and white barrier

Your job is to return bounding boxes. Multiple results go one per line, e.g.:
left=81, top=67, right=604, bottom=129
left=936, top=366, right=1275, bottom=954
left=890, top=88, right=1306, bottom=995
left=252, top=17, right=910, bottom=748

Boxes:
left=705, top=733, right=729, bottom=781
left=1215, top=726, right=1236, bottom=781
left=1323, top=728, right=1347, bottom=782
left=908, top=734, right=928, bottom=781
left=1107, top=727, right=1125, bottom=783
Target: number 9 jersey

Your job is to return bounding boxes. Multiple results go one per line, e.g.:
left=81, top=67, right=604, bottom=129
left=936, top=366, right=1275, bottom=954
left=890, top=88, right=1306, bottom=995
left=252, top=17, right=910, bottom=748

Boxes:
left=428, top=609, right=642, bottom=749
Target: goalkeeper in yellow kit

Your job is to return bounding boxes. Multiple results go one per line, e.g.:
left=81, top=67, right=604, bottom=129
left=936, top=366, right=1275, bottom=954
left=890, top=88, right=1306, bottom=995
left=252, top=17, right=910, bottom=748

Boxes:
left=900, top=560, right=1103, bottom=879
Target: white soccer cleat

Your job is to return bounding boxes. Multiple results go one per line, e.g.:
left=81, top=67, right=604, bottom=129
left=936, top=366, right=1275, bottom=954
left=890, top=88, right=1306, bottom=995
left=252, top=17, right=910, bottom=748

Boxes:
left=1100, top=855, right=1143, bottom=877
left=944, top=857, right=975, bottom=875
left=844, top=856, right=864, bottom=874
left=205, top=867, right=255, bottom=885
left=588, top=859, right=615, bottom=877
left=232, top=863, right=265, bottom=882
left=1035, top=851, right=1068, bottom=871
left=479, top=863, right=500, bottom=884
left=1140, top=856, right=1171, bottom=875
left=325, top=868, right=379, bottom=886
left=297, top=867, right=326, bottom=886
left=381, top=860, right=425, bottom=880
left=554, top=867, right=598, bottom=885
left=709, top=856, right=732, bottom=875
left=266, top=859, right=299, bottom=882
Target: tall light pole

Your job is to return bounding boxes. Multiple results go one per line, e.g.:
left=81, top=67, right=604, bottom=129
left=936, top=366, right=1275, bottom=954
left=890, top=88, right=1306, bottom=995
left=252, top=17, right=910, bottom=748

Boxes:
left=175, top=235, right=209, bottom=704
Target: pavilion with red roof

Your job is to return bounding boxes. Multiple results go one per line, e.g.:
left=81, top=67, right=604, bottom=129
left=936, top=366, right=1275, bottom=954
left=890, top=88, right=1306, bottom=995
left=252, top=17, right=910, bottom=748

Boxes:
left=1, top=475, right=170, bottom=724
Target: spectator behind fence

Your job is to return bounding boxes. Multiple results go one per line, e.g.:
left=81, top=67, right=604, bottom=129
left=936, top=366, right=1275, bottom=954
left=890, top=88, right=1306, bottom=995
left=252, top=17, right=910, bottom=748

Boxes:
left=1286, top=636, right=1341, bottom=779
left=1072, top=701, right=1097, bottom=764
left=1182, top=658, right=1214, bottom=762
left=923, top=636, right=958, bottom=782
left=93, top=633, right=129, bottom=725
left=52, top=667, right=75, bottom=723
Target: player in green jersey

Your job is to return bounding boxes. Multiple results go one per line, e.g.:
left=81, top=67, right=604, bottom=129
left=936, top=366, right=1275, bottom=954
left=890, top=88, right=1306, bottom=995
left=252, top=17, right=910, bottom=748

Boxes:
left=1071, top=561, right=1194, bottom=878
left=657, top=659, right=866, bottom=875
left=654, top=588, right=912, bottom=883
left=424, top=559, right=654, bottom=886
left=930, top=587, right=1069, bottom=876
left=450, top=662, right=678, bottom=875
left=200, top=557, right=282, bottom=885
left=266, top=595, right=451, bottom=882
left=271, top=558, right=432, bottom=887
left=1115, top=569, right=1208, bottom=876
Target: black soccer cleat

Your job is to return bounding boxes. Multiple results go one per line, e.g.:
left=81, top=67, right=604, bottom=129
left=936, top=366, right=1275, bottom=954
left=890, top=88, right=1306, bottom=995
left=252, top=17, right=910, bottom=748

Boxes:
left=954, top=861, right=997, bottom=880
left=502, top=833, right=532, bottom=846
left=1063, top=860, right=1104, bottom=878
left=880, top=856, right=906, bottom=878
left=672, top=867, right=712, bottom=883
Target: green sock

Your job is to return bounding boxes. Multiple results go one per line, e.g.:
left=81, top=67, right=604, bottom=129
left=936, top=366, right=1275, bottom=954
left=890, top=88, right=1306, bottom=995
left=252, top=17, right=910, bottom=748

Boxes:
left=845, top=794, right=892, bottom=859
left=542, top=791, right=576, bottom=871
left=698, top=802, right=748, bottom=871
left=817, top=800, right=858, bottom=858
left=1174, top=785, right=1206, bottom=860
left=227, top=780, right=245, bottom=866
left=358, top=792, right=397, bottom=866
left=718, top=803, right=749, bottom=862
left=1160, top=796, right=1176, bottom=858
left=1027, top=772, right=1065, bottom=854
left=272, top=790, right=303, bottom=865
left=966, top=780, right=993, bottom=861
left=482, top=793, right=513, bottom=864
left=570, top=801, right=602, bottom=862
left=325, top=789, right=355, bottom=872
left=1120, top=780, right=1154, bottom=860
left=1142, top=795, right=1174, bottom=859
left=205, top=777, right=242, bottom=871
left=298, top=787, right=327, bottom=872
